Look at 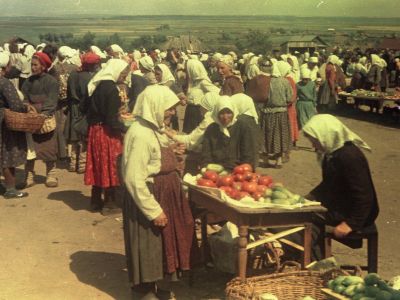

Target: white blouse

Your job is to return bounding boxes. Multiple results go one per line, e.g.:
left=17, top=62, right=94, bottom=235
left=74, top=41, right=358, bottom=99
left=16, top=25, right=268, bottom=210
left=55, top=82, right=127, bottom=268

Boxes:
left=122, top=118, right=169, bottom=221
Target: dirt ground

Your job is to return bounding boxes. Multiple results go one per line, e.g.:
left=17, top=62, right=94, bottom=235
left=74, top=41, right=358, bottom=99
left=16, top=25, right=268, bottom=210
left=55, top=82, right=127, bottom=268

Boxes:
left=0, top=107, right=399, bottom=300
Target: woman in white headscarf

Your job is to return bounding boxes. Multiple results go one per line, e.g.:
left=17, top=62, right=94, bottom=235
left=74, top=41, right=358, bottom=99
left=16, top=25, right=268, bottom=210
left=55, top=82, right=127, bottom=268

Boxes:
left=260, top=62, right=293, bottom=168
left=154, top=63, right=184, bottom=131
left=202, top=96, right=258, bottom=170
left=84, top=59, right=130, bottom=215
left=0, top=52, right=29, bottom=199
left=296, top=68, right=317, bottom=129
left=278, top=61, right=299, bottom=148
left=122, top=85, right=194, bottom=299
left=217, top=55, right=244, bottom=96
left=183, top=59, right=220, bottom=133
left=139, top=56, right=158, bottom=84
left=303, top=114, right=378, bottom=243
left=318, top=54, right=339, bottom=112
left=90, top=45, right=106, bottom=59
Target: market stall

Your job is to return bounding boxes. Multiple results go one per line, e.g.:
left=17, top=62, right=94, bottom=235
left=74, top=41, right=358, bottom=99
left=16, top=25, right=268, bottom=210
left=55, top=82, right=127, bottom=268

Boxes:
left=338, top=90, right=400, bottom=113
left=184, top=164, right=327, bottom=281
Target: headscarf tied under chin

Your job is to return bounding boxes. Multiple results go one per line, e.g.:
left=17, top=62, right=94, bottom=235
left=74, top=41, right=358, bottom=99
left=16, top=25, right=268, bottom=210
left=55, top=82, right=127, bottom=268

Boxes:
left=132, top=85, right=180, bottom=131
left=156, top=63, right=175, bottom=85
left=212, top=96, right=238, bottom=137
left=87, top=58, right=128, bottom=96
left=230, top=93, right=259, bottom=124
left=303, top=114, right=371, bottom=159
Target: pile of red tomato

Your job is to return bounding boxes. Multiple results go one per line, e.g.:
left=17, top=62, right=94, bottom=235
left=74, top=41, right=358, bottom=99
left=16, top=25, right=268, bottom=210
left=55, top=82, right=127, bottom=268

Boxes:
left=196, top=163, right=278, bottom=201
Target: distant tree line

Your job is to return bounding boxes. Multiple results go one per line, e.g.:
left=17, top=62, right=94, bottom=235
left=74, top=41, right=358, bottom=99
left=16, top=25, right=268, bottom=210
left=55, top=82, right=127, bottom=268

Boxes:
left=38, top=31, right=168, bottom=51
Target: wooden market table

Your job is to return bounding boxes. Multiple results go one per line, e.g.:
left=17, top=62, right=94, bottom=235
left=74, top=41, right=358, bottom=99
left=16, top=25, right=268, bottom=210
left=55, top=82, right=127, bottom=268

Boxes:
left=188, top=186, right=327, bottom=281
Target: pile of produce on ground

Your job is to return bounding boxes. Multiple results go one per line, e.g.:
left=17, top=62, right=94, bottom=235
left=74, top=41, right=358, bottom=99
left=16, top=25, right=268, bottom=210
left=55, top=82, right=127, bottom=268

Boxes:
left=327, top=273, right=400, bottom=300
left=196, top=163, right=306, bottom=205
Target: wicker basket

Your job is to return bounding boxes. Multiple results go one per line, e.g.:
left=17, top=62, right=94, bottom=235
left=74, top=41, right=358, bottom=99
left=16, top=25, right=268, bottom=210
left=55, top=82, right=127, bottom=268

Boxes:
left=226, top=270, right=339, bottom=300
left=4, top=107, right=46, bottom=133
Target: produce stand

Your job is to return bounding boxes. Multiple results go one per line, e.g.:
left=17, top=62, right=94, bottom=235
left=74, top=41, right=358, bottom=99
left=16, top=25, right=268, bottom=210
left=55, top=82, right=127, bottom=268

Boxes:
left=338, top=91, right=400, bottom=111
left=188, top=185, right=327, bottom=281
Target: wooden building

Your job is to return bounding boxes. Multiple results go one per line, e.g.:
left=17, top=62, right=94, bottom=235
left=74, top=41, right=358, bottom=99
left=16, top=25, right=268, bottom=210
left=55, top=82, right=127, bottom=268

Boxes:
left=280, top=35, right=328, bottom=54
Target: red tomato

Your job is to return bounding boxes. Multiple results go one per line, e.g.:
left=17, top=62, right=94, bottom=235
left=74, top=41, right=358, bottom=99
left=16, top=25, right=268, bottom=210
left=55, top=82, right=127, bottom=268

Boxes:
left=256, top=185, right=267, bottom=193
left=252, top=191, right=263, bottom=201
left=232, top=182, right=243, bottom=191
left=228, top=189, right=240, bottom=200
left=219, top=186, right=233, bottom=194
left=233, top=165, right=244, bottom=175
left=203, top=170, right=219, bottom=183
left=197, top=178, right=216, bottom=188
left=242, top=181, right=258, bottom=193
left=217, top=175, right=234, bottom=187
left=258, top=175, right=273, bottom=186
left=238, top=191, right=250, bottom=199
left=239, top=163, right=253, bottom=173
left=243, top=171, right=253, bottom=181
left=234, top=173, right=245, bottom=182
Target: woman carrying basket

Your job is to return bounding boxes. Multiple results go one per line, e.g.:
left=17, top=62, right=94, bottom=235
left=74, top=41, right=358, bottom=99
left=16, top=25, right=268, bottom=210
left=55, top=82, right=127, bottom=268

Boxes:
left=0, top=52, right=28, bottom=198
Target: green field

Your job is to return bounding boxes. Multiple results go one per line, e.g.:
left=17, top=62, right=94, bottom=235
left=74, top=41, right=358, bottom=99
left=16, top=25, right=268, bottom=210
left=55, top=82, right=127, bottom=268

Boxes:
left=1, top=15, right=400, bottom=51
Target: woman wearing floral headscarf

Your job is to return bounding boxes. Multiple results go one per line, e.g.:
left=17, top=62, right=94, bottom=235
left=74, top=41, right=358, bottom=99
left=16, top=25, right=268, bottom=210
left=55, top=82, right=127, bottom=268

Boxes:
left=84, top=59, right=130, bottom=215
left=217, top=55, right=244, bottom=96
left=122, top=85, right=194, bottom=299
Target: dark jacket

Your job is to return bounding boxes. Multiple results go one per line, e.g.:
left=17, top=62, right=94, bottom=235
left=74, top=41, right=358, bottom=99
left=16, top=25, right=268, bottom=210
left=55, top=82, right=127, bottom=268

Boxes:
left=201, top=115, right=258, bottom=171
left=86, top=80, right=123, bottom=132
left=311, top=142, right=379, bottom=231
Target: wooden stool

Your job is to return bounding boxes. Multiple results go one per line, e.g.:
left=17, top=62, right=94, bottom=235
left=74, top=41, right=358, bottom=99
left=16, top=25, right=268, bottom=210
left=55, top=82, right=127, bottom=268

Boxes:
left=324, top=224, right=378, bottom=273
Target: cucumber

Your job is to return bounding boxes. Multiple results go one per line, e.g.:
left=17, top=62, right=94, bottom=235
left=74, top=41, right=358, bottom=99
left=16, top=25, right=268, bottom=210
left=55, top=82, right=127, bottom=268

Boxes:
left=344, top=285, right=357, bottom=297
left=333, top=276, right=346, bottom=286
left=355, top=283, right=366, bottom=293
left=334, top=284, right=346, bottom=294
left=206, top=163, right=225, bottom=173
left=271, top=191, right=288, bottom=200
left=219, top=171, right=228, bottom=176
left=272, top=199, right=291, bottom=206
left=328, top=279, right=335, bottom=290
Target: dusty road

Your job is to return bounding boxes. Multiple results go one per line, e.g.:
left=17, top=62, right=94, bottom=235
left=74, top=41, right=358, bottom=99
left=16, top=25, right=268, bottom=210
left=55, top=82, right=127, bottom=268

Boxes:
left=0, top=109, right=399, bottom=300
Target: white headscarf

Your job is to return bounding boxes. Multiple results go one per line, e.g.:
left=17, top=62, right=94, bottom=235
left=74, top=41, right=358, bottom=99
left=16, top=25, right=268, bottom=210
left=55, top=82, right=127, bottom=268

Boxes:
left=87, top=59, right=128, bottom=96
left=303, top=114, right=371, bottom=155
left=133, top=85, right=179, bottom=130
left=212, top=96, right=238, bottom=137
left=186, top=59, right=211, bottom=83
left=199, top=92, right=220, bottom=112
left=110, top=44, right=124, bottom=55
left=271, top=61, right=282, bottom=78
left=211, top=52, right=223, bottom=62
left=231, top=93, right=259, bottom=124
left=218, top=55, right=234, bottom=70
left=58, top=46, right=74, bottom=59
left=24, top=45, right=35, bottom=59
left=0, top=52, right=10, bottom=68
left=359, top=56, right=367, bottom=65
left=139, top=56, right=155, bottom=72
left=327, top=55, right=340, bottom=65
left=90, top=45, right=106, bottom=59
left=156, top=64, right=175, bottom=85
left=301, top=68, right=311, bottom=79
left=371, top=54, right=381, bottom=66
left=277, top=61, right=292, bottom=77
left=36, top=43, right=46, bottom=51
left=132, top=50, right=141, bottom=62
left=245, top=55, right=260, bottom=80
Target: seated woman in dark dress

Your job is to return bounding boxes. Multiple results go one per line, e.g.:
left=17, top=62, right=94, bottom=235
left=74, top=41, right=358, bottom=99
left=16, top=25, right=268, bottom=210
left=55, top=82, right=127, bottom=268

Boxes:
left=201, top=96, right=258, bottom=171
left=303, top=114, right=379, bottom=239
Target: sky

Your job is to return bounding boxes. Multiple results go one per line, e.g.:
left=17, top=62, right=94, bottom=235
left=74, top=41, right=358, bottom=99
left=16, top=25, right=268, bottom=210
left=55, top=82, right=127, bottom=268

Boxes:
left=0, top=0, right=399, bottom=18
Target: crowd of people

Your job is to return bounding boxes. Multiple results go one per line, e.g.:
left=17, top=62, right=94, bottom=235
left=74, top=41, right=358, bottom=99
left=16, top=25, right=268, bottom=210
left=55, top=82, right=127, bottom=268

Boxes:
left=0, top=40, right=382, bottom=299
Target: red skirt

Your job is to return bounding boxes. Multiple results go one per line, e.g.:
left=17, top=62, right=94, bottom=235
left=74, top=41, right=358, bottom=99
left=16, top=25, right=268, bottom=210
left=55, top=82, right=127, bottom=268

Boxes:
left=288, top=104, right=299, bottom=142
left=84, top=124, right=122, bottom=188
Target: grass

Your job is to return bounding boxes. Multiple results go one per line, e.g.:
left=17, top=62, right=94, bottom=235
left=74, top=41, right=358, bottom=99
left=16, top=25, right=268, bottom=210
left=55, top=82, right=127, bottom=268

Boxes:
left=1, top=15, right=399, bottom=50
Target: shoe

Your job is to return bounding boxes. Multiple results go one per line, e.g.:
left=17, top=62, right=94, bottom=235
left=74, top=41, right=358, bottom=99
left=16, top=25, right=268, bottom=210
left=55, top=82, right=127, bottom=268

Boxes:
left=25, top=171, right=36, bottom=188
left=4, top=190, right=29, bottom=199
left=45, top=176, right=59, bottom=188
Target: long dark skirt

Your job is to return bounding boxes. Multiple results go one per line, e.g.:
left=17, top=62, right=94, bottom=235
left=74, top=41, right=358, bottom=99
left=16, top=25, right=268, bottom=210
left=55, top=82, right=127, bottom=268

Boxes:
left=318, top=81, right=337, bottom=110
left=123, top=189, right=164, bottom=286
left=2, top=126, right=27, bottom=168
left=32, top=131, right=58, bottom=162
left=182, top=104, right=203, bottom=134
left=261, top=111, right=291, bottom=156
left=55, top=106, right=68, bottom=159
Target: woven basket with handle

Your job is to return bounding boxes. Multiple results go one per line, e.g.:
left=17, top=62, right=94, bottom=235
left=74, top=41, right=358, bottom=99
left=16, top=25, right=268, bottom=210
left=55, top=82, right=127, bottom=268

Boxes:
left=225, top=269, right=348, bottom=300
left=4, top=105, right=46, bottom=133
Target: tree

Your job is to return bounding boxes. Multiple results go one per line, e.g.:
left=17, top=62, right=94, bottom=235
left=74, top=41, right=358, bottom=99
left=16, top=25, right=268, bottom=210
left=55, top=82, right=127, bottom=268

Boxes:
left=81, top=31, right=96, bottom=50
left=235, top=30, right=272, bottom=54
